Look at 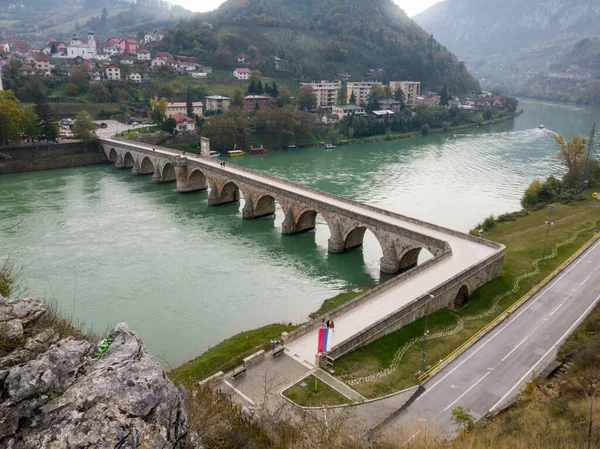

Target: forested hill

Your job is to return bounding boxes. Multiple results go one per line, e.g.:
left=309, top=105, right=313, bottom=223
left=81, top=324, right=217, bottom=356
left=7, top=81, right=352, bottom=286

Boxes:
left=414, top=0, right=600, bottom=103
left=0, top=0, right=190, bottom=40
left=154, top=0, right=480, bottom=93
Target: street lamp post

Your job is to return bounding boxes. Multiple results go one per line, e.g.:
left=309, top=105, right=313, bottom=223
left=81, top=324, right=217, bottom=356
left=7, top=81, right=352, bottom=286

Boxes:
left=419, top=293, right=435, bottom=376
left=539, top=204, right=555, bottom=275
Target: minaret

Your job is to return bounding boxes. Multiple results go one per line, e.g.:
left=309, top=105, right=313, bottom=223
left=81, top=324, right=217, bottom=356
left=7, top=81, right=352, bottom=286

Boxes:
left=88, top=31, right=96, bottom=57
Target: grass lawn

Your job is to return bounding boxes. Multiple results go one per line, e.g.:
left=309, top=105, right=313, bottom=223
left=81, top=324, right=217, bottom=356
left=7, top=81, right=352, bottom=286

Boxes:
left=334, top=191, right=600, bottom=398
left=169, top=323, right=298, bottom=387
left=283, top=375, right=349, bottom=407
left=309, top=287, right=371, bottom=319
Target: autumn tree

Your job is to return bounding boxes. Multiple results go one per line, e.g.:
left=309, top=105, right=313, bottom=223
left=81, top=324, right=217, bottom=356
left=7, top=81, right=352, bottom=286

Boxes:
left=296, top=85, right=317, bottom=111
left=554, top=134, right=588, bottom=187
left=73, top=110, right=97, bottom=145
left=230, top=88, right=245, bottom=108
left=149, top=96, right=168, bottom=124
left=277, top=86, right=292, bottom=107
left=0, top=90, right=24, bottom=144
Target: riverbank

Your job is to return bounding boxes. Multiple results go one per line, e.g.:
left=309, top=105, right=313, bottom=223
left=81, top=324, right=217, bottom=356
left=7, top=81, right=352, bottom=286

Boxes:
left=0, top=142, right=108, bottom=175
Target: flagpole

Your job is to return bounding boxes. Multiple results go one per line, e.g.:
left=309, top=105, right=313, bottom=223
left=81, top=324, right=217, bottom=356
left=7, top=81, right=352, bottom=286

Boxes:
left=314, top=353, right=319, bottom=393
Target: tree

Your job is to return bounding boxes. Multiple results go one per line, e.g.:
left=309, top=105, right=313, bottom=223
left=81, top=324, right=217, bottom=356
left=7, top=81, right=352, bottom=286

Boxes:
left=186, top=89, right=194, bottom=118
left=50, top=43, right=57, bottom=54
left=366, top=84, right=385, bottom=112
left=277, top=86, right=292, bottom=107
left=65, top=83, right=79, bottom=97
left=349, top=91, right=356, bottom=105
left=394, top=87, right=405, bottom=110
left=150, top=96, right=168, bottom=123
left=231, top=88, right=245, bottom=108
left=71, top=69, right=89, bottom=94
left=21, top=108, right=40, bottom=142
left=338, top=82, right=347, bottom=105
left=249, top=70, right=262, bottom=84
left=247, top=80, right=257, bottom=95
left=451, top=406, right=475, bottom=435
left=270, top=81, right=278, bottom=98
left=0, top=90, right=24, bottom=144
left=256, top=81, right=264, bottom=95
left=296, top=85, right=317, bottom=111
left=73, top=110, right=97, bottom=145
left=555, top=134, right=588, bottom=187
left=34, top=95, right=58, bottom=144
left=162, top=117, right=177, bottom=134
left=439, top=85, right=449, bottom=106
left=474, top=112, right=484, bottom=125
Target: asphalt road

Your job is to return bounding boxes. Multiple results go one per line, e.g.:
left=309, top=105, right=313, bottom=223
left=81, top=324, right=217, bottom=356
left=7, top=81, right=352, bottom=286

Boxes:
left=386, top=236, right=600, bottom=437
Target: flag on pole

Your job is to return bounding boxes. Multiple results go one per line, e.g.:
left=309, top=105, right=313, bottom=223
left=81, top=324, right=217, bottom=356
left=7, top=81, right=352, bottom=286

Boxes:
left=318, top=327, right=330, bottom=353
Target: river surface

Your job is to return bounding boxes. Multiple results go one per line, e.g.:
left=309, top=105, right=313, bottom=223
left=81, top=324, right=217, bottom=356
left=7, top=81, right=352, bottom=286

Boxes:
left=1, top=98, right=598, bottom=366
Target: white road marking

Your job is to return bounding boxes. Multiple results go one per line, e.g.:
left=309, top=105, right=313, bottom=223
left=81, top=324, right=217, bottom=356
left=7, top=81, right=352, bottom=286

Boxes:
left=581, top=275, right=591, bottom=285
left=501, top=324, right=542, bottom=362
left=489, top=294, right=600, bottom=413
left=443, top=372, right=491, bottom=412
left=419, top=239, right=600, bottom=401
left=223, top=380, right=256, bottom=406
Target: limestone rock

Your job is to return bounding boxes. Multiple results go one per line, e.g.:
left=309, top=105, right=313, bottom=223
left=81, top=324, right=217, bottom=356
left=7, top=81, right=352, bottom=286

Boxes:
left=0, top=298, right=188, bottom=449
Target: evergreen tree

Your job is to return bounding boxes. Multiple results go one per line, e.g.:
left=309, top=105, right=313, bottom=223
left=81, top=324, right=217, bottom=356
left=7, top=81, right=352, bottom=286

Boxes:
left=50, top=43, right=57, bottom=54
left=256, top=81, right=264, bottom=95
left=439, top=85, right=449, bottom=106
left=247, top=80, right=256, bottom=95
left=34, top=95, right=58, bottom=145
left=338, top=82, right=347, bottom=105
left=271, top=81, right=278, bottom=98
left=186, top=89, right=194, bottom=118
left=263, top=83, right=271, bottom=96
left=349, top=91, right=356, bottom=105
left=394, top=87, right=405, bottom=110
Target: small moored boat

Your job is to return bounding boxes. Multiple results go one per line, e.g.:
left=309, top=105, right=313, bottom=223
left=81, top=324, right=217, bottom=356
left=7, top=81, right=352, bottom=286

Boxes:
left=209, top=150, right=220, bottom=158
left=228, top=150, right=246, bottom=157
left=250, top=145, right=268, bottom=155
left=324, top=143, right=336, bottom=149
left=539, top=125, right=545, bottom=129
left=287, top=145, right=298, bottom=151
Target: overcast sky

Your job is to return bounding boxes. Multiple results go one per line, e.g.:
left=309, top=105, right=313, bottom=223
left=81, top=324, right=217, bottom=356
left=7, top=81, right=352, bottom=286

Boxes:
left=172, top=0, right=441, bottom=17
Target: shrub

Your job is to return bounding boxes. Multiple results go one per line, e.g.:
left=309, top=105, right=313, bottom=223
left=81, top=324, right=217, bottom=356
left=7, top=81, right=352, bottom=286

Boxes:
left=420, top=124, right=430, bottom=136
left=64, top=83, right=79, bottom=97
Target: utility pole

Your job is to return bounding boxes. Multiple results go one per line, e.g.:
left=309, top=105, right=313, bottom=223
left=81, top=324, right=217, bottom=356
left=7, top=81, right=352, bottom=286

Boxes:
left=419, top=294, right=434, bottom=376
left=579, top=123, right=596, bottom=191
left=539, top=204, right=555, bottom=275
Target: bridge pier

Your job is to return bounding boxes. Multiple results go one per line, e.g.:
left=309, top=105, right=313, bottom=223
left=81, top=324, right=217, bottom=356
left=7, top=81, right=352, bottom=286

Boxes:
left=282, top=210, right=316, bottom=235
left=242, top=194, right=276, bottom=219
left=175, top=162, right=208, bottom=193
left=208, top=181, right=239, bottom=206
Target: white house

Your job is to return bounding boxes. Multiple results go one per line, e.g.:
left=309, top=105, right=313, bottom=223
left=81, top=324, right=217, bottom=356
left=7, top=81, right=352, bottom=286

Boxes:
left=167, top=101, right=203, bottom=117
left=171, top=113, right=195, bottom=132
left=104, top=64, right=121, bottom=81
left=233, top=67, right=251, bottom=80
left=129, top=72, right=142, bottom=83
left=104, top=45, right=123, bottom=56
left=89, top=68, right=103, bottom=81
left=144, top=31, right=164, bottom=44
left=137, top=49, right=151, bottom=61
left=151, top=57, right=166, bottom=67
left=94, top=53, right=110, bottom=61
left=67, top=32, right=97, bottom=59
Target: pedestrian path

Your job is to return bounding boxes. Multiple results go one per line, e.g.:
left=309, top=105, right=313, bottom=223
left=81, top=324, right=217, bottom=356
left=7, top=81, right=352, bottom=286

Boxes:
left=317, top=369, right=365, bottom=402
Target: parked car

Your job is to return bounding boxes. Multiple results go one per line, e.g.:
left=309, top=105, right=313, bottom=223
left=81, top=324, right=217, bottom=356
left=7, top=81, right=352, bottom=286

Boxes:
left=99, top=122, right=108, bottom=128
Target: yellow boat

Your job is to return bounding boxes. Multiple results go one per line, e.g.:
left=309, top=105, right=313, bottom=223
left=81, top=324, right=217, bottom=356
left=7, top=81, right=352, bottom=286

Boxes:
left=228, top=150, right=246, bottom=157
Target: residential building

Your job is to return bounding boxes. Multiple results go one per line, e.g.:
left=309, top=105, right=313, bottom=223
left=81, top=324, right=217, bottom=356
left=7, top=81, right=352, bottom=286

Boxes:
left=274, top=56, right=282, bottom=71
left=33, top=54, right=51, bottom=74
left=233, top=67, right=251, bottom=80
left=106, top=38, right=121, bottom=47
left=244, top=95, right=269, bottom=112
left=331, top=104, right=367, bottom=118
left=121, top=55, right=135, bottom=65
left=389, top=81, right=421, bottom=106
left=94, top=53, right=110, bottom=61
left=71, top=56, right=92, bottom=71
left=299, top=81, right=341, bottom=109
left=19, top=65, right=36, bottom=76
left=119, top=39, right=139, bottom=54
left=67, top=32, right=97, bottom=59
left=144, top=31, right=164, bottom=44
left=129, top=72, right=142, bottom=83
left=104, top=45, right=123, bottom=56
left=205, top=95, right=231, bottom=112
left=236, top=53, right=248, bottom=64
left=151, top=57, right=166, bottom=67
left=104, top=64, right=121, bottom=81
left=137, top=49, right=151, bottom=61
left=89, top=68, right=103, bottom=81
left=371, top=110, right=395, bottom=121
left=170, top=112, right=195, bottom=132
left=347, top=81, right=382, bottom=105
left=155, top=52, right=173, bottom=60
left=177, top=56, right=197, bottom=71
left=0, top=41, right=9, bottom=53
left=378, top=98, right=402, bottom=113
left=167, top=101, right=204, bottom=117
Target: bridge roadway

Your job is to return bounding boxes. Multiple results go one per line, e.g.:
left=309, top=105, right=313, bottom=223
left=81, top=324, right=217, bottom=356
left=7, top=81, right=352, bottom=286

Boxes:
left=100, top=138, right=503, bottom=366
left=384, top=237, right=600, bottom=437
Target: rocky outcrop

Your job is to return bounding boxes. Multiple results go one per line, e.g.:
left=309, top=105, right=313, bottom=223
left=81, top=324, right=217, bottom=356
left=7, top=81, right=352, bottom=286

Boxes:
left=0, top=297, right=188, bottom=448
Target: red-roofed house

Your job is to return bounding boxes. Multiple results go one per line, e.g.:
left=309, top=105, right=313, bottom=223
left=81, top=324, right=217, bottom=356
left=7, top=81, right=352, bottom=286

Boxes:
left=72, top=56, right=92, bottom=70
left=19, top=65, right=36, bottom=76
left=171, top=112, right=195, bottom=132
left=119, top=38, right=140, bottom=54
left=34, top=54, right=51, bottom=74
left=45, top=41, right=67, bottom=55
left=233, top=67, right=251, bottom=80
left=244, top=95, right=270, bottom=112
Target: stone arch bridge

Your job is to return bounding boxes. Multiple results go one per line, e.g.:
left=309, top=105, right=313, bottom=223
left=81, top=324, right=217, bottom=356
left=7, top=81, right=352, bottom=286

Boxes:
left=100, top=138, right=505, bottom=364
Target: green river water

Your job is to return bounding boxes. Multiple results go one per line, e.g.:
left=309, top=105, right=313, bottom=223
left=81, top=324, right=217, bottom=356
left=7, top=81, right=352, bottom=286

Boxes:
left=1, top=98, right=599, bottom=366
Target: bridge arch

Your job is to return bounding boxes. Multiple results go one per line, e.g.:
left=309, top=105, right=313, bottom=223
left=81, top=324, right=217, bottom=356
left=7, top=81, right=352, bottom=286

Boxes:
left=122, top=152, right=134, bottom=169
left=159, top=161, right=176, bottom=182
left=398, top=246, right=434, bottom=273
left=140, top=156, right=155, bottom=175
left=108, top=148, right=118, bottom=163
left=188, top=169, right=208, bottom=188
left=452, top=285, right=470, bottom=310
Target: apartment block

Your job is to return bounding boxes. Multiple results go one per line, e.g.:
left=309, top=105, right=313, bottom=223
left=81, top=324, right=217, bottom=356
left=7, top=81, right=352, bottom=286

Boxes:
left=347, top=81, right=383, bottom=105
left=299, top=81, right=341, bottom=108
left=389, top=81, right=421, bottom=106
